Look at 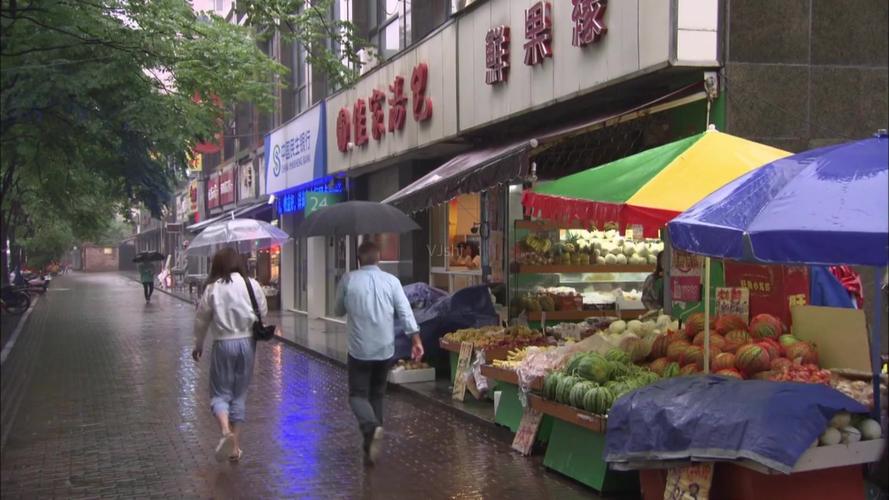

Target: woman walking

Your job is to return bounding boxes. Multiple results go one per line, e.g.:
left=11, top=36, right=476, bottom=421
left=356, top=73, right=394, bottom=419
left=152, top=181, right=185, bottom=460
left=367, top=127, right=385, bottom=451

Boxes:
left=192, top=247, right=267, bottom=463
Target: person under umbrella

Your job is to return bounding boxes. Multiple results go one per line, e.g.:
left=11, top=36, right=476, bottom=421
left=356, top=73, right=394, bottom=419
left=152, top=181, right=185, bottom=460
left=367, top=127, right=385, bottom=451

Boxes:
left=138, top=260, right=156, bottom=302
left=334, top=240, right=423, bottom=465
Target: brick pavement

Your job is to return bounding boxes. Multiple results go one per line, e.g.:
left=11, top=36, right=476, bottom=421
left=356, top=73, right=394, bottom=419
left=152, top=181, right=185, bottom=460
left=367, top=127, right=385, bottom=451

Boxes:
left=0, top=273, right=603, bottom=499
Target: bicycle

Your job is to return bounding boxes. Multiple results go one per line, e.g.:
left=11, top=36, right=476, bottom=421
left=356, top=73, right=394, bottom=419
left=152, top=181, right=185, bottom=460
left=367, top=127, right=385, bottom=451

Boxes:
left=1, top=285, right=31, bottom=314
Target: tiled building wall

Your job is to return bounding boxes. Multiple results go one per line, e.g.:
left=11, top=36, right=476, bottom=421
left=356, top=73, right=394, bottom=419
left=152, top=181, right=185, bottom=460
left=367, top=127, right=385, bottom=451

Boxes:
left=724, top=0, right=888, bottom=152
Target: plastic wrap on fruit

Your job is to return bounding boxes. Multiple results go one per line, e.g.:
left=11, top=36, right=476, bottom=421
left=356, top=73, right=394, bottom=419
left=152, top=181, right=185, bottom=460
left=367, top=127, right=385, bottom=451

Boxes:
left=471, top=350, right=489, bottom=394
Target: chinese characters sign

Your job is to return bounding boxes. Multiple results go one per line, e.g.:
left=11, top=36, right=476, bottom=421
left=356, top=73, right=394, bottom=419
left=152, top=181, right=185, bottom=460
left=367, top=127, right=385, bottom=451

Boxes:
left=724, top=262, right=810, bottom=326
left=716, top=287, right=750, bottom=322
left=206, top=175, right=220, bottom=209
left=336, top=63, right=433, bottom=153
left=571, top=0, right=608, bottom=47
left=524, top=2, right=553, bottom=66
left=665, top=463, right=714, bottom=500
left=485, top=26, right=510, bottom=84
left=219, top=167, right=235, bottom=206
left=670, top=250, right=703, bottom=302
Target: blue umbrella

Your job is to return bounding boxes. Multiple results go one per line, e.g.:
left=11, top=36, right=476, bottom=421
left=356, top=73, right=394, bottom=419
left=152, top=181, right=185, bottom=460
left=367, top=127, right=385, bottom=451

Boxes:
left=668, top=132, right=888, bottom=266
left=668, top=131, right=888, bottom=418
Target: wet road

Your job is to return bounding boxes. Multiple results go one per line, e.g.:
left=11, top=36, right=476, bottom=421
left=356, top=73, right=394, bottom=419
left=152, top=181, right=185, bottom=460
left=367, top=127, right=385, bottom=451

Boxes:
left=0, top=273, right=597, bottom=499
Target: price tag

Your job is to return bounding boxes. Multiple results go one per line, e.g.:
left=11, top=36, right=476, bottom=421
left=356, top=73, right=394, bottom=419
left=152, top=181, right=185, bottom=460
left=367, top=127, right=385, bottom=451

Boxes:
left=664, top=463, right=714, bottom=500
left=716, top=287, right=749, bottom=321
left=452, top=341, right=474, bottom=401
left=511, top=409, right=543, bottom=456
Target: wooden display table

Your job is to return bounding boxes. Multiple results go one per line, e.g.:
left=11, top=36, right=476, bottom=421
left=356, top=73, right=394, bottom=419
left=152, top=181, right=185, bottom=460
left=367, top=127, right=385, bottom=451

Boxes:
left=527, top=394, right=637, bottom=493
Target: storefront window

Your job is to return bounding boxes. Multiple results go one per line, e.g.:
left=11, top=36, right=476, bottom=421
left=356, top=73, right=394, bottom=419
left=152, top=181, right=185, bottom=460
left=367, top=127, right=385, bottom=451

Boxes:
left=428, top=193, right=482, bottom=293
left=326, top=235, right=351, bottom=317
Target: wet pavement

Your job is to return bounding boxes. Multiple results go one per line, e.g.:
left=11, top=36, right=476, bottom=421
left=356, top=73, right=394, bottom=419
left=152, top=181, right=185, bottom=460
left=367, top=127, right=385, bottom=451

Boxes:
left=0, top=273, right=599, bottom=499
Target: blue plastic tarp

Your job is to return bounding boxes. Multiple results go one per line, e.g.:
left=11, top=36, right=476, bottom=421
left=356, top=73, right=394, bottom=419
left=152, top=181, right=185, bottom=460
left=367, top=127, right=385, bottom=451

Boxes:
left=604, top=376, right=868, bottom=473
left=402, top=282, right=449, bottom=310
left=668, top=134, right=888, bottom=266
left=394, top=284, right=499, bottom=360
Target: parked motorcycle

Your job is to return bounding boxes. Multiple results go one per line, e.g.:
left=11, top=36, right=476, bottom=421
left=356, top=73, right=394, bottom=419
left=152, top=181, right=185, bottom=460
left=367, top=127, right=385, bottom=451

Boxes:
left=22, top=271, right=50, bottom=294
left=1, top=285, right=31, bottom=314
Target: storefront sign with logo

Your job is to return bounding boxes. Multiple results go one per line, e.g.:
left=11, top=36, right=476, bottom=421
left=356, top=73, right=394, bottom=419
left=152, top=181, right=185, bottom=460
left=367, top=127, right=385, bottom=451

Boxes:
left=304, top=191, right=343, bottom=216
left=207, top=175, right=220, bottom=209
left=485, top=26, right=511, bottom=84
left=277, top=177, right=346, bottom=215
left=219, top=167, right=235, bottom=205
left=671, top=250, right=703, bottom=302
left=523, top=1, right=553, bottom=66
left=263, top=102, right=326, bottom=195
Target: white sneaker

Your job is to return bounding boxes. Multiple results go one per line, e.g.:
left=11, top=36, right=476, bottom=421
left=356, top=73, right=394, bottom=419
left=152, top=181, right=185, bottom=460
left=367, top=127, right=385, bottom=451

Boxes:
left=367, top=427, right=384, bottom=464
left=214, top=433, right=235, bottom=463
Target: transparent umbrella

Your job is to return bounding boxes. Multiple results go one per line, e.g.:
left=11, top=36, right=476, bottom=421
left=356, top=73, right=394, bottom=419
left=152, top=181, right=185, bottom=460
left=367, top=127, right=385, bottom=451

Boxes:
left=186, top=218, right=291, bottom=256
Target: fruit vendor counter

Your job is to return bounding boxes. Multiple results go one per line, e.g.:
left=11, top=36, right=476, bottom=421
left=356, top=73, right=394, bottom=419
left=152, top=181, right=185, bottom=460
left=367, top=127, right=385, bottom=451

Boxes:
left=439, top=339, right=512, bottom=384
left=527, top=394, right=639, bottom=493
left=478, top=365, right=554, bottom=442
left=635, top=439, right=884, bottom=500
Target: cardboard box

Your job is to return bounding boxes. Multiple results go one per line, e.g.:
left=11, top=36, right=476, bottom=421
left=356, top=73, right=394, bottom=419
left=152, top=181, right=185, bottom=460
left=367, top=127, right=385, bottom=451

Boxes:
left=388, top=367, right=435, bottom=384
left=791, top=305, right=871, bottom=372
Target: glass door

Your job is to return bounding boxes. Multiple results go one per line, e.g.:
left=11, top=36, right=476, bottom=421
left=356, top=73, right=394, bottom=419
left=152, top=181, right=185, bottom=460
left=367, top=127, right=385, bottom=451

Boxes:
left=294, top=237, right=308, bottom=311
left=326, top=235, right=350, bottom=317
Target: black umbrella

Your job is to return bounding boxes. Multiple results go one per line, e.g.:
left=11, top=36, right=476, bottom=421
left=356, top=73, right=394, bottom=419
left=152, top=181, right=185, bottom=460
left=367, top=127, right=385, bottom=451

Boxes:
left=297, top=201, right=420, bottom=237
left=133, top=251, right=165, bottom=263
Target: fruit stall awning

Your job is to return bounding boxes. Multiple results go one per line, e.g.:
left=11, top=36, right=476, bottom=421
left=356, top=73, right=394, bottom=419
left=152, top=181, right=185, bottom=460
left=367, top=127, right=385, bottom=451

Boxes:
left=522, top=129, right=791, bottom=237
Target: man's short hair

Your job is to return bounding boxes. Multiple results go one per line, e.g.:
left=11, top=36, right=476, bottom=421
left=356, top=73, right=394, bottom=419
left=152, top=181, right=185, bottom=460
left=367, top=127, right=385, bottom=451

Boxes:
left=358, top=240, right=380, bottom=265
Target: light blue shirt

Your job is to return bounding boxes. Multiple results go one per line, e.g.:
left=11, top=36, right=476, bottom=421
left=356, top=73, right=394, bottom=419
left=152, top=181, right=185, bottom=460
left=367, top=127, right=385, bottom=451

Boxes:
left=334, top=265, right=420, bottom=361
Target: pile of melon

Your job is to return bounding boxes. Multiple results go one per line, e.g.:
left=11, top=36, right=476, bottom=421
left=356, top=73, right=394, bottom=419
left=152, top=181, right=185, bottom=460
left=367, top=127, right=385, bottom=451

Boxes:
left=816, top=411, right=882, bottom=447
left=642, top=312, right=825, bottom=381
left=542, top=348, right=661, bottom=416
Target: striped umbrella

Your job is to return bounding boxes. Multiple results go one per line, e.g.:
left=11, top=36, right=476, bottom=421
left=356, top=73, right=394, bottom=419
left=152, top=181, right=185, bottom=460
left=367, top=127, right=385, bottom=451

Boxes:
left=522, top=128, right=791, bottom=237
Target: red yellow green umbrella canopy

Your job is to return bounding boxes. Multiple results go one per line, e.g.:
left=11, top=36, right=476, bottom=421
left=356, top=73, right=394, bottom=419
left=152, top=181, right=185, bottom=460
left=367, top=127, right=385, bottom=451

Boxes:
left=522, top=129, right=791, bottom=237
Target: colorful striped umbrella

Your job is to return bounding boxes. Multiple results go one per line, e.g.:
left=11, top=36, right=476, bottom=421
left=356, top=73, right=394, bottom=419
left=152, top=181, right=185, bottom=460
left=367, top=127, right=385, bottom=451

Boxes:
left=522, top=128, right=791, bottom=237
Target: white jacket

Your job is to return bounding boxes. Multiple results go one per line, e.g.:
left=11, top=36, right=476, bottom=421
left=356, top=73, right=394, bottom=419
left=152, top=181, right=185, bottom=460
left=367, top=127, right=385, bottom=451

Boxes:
left=194, top=273, right=268, bottom=346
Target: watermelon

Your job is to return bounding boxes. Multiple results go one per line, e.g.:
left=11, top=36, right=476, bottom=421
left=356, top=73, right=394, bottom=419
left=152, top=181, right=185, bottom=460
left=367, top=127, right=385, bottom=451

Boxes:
left=712, top=352, right=737, bottom=371
left=565, top=353, right=586, bottom=374
left=543, top=372, right=562, bottom=400
left=749, top=313, right=784, bottom=340
left=667, top=339, right=691, bottom=362
left=606, top=380, right=635, bottom=399
left=638, top=371, right=660, bottom=385
left=576, top=353, right=613, bottom=383
left=680, top=364, right=700, bottom=376
left=693, top=332, right=726, bottom=351
left=649, top=357, right=670, bottom=375
left=609, top=361, right=630, bottom=379
left=756, top=340, right=781, bottom=361
left=649, top=334, right=670, bottom=360
left=751, top=370, right=774, bottom=380
left=736, top=344, right=771, bottom=374
left=620, top=336, right=648, bottom=363
left=786, top=341, right=819, bottom=365
left=556, top=375, right=582, bottom=403
left=680, top=345, right=705, bottom=367
left=716, top=368, right=744, bottom=379
left=662, top=362, right=681, bottom=378
left=715, top=314, right=748, bottom=335
left=683, top=312, right=711, bottom=338
left=605, top=349, right=630, bottom=364
left=570, top=381, right=597, bottom=408
left=770, top=357, right=793, bottom=371
left=583, top=386, right=615, bottom=415
left=779, top=334, right=800, bottom=348
left=724, top=329, right=752, bottom=353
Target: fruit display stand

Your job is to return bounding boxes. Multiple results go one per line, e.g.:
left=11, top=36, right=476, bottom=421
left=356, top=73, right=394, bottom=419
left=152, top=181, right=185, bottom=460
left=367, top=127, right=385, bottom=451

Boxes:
left=478, top=365, right=554, bottom=441
left=439, top=339, right=512, bottom=385
left=511, top=220, right=657, bottom=326
left=636, top=439, right=885, bottom=500
left=527, top=394, right=639, bottom=493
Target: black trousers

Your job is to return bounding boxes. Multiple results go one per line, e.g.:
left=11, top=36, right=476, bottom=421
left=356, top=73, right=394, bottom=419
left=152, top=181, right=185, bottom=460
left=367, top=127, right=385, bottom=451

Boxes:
left=347, top=355, right=393, bottom=443
left=142, top=281, right=154, bottom=300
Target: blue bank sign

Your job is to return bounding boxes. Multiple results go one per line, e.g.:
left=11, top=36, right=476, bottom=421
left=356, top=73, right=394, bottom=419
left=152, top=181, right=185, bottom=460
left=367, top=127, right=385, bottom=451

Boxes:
left=263, top=102, right=326, bottom=195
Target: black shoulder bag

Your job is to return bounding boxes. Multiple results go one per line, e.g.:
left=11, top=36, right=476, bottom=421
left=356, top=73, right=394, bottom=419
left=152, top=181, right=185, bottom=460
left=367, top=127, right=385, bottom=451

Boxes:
left=244, top=276, right=276, bottom=341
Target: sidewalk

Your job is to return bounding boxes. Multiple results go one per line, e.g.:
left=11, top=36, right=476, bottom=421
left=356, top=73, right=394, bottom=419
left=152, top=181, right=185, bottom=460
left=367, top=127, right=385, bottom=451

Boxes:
left=122, top=272, right=497, bottom=424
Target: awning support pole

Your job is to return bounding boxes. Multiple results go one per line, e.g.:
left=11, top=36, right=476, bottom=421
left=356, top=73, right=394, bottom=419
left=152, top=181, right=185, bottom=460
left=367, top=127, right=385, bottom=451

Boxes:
left=703, top=257, right=711, bottom=374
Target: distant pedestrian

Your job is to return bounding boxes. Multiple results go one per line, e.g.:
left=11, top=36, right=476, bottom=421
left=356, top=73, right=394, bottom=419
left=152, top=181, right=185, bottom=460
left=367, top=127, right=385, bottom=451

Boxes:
left=334, top=240, right=423, bottom=465
left=192, top=247, right=267, bottom=463
left=138, top=261, right=156, bottom=302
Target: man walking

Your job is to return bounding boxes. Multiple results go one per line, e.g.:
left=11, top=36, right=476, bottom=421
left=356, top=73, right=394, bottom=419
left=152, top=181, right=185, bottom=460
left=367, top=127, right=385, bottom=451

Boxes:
left=138, top=260, right=156, bottom=303
left=334, top=240, right=423, bottom=465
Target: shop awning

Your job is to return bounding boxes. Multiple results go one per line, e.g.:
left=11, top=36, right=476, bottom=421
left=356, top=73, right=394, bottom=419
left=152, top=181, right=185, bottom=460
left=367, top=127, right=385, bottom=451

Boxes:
left=383, top=83, right=707, bottom=213
left=185, top=197, right=273, bottom=233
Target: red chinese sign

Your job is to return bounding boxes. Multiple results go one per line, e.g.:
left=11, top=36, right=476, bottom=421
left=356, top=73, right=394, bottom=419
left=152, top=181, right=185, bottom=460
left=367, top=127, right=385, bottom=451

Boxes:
left=524, top=1, right=553, bottom=66
left=571, top=0, right=608, bottom=47
left=411, top=63, right=433, bottom=122
left=485, top=25, right=511, bottom=85
left=670, top=250, right=703, bottom=302
left=336, top=107, right=351, bottom=152
left=336, top=63, right=433, bottom=153
left=724, top=262, right=810, bottom=327
left=353, top=98, right=369, bottom=146
left=206, top=175, right=220, bottom=209
left=219, top=168, right=235, bottom=206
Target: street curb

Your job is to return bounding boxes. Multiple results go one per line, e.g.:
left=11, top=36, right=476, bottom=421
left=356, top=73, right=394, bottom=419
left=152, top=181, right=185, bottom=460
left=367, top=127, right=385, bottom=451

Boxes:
left=121, top=274, right=501, bottom=432
left=0, top=296, right=39, bottom=366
